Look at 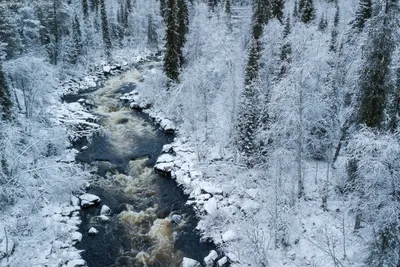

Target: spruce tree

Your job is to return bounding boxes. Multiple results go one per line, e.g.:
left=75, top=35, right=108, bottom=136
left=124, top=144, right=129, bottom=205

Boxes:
left=238, top=39, right=261, bottom=160
left=279, top=15, right=292, bottom=77
left=82, top=0, right=89, bottom=19
left=90, top=0, right=99, bottom=12
left=271, top=0, right=285, bottom=23
left=252, top=0, right=270, bottom=39
left=177, top=0, right=189, bottom=67
left=0, top=3, right=22, bottom=59
left=300, top=0, right=316, bottom=23
left=100, top=0, right=112, bottom=59
left=208, top=0, right=219, bottom=12
left=237, top=0, right=270, bottom=161
left=160, top=0, right=167, bottom=19
left=225, top=0, right=231, bottom=17
left=70, top=15, right=83, bottom=65
left=293, top=0, right=299, bottom=18
left=126, top=0, right=132, bottom=13
left=329, top=5, right=339, bottom=52
left=163, top=0, right=180, bottom=82
left=0, top=62, right=12, bottom=120
left=147, top=15, right=158, bottom=48
left=357, top=4, right=394, bottom=129
left=354, top=0, right=372, bottom=30
left=318, top=14, right=328, bottom=31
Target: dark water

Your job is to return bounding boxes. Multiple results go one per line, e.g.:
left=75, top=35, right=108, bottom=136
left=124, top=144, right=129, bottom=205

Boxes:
left=71, top=77, right=216, bottom=267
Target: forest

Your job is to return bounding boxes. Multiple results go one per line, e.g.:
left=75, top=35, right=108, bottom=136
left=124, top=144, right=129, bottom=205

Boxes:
left=0, top=0, right=399, bottom=266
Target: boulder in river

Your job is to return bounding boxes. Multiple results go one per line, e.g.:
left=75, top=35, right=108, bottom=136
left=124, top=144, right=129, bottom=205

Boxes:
left=88, top=227, right=99, bottom=236
left=100, top=205, right=111, bottom=216
left=97, top=215, right=110, bottom=222
left=217, top=256, right=228, bottom=266
left=67, top=259, right=86, bottom=267
left=180, top=257, right=201, bottom=267
left=103, top=65, right=111, bottom=74
left=204, top=250, right=218, bottom=266
left=79, top=194, right=101, bottom=208
left=171, top=214, right=182, bottom=224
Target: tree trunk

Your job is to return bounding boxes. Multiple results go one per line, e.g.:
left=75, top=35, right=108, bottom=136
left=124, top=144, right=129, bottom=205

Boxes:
left=354, top=213, right=362, bottom=231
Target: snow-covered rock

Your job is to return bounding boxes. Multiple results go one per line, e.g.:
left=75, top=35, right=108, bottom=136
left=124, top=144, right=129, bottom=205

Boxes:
left=154, top=162, right=174, bottom=175
left=70, top=195, right=80, bottom=206
left=221, top=230, right=236, bottom=243
left=88, top=227, right=99, bottom=236
left=203, top=197, right=218, bottom=214
left=100, top=205, right=111, bottom=216
left=156, top=153, right=175, bottom=163
left=204, top=250, right=218, bottom=266
left=159, top=118, right=175, bottom=133
left=103, top=65, right=111, bottom=74
left=179, top=257, right=201, bottom=267
left=67, top=259, right=86, bottom=267
left=171, top=214, right=182, bottom=224
left=71, top=232, right=82, bottom=243
left=217, top=256, right=228, bottom=266
left=97, top=215, right=110, bottom=222
left=79, top=194, right=101, bottom=208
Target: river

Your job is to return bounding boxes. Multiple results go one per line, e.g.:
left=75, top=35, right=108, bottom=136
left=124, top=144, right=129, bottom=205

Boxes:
left=64, top=59, right=215, bottom=267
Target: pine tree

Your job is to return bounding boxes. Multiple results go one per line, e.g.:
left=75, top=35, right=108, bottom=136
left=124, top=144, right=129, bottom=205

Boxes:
left=82, top=0, right=89, bottom=19
left=354, top=0, right=372, bottom=30
left=0, top=61, right=12, bottom=120
left=300, top=0, right=316, bottom=23
left=271, top=0, right=285, bottom=23
left=100, top=0, right=112, bottom=59
left=164, top=0, right=180, bottom=82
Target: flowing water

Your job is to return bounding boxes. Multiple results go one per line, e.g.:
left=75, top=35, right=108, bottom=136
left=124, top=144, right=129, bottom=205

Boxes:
left=66, top=61, right=215, bottom=266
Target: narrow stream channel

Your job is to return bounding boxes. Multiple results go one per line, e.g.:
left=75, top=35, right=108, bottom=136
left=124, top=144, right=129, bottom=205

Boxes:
left=65, top=61, right=215, bottom=266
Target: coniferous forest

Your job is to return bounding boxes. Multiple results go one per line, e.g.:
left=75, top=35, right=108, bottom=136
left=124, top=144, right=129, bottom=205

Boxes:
left=0, top=0, right=400, bottom=266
